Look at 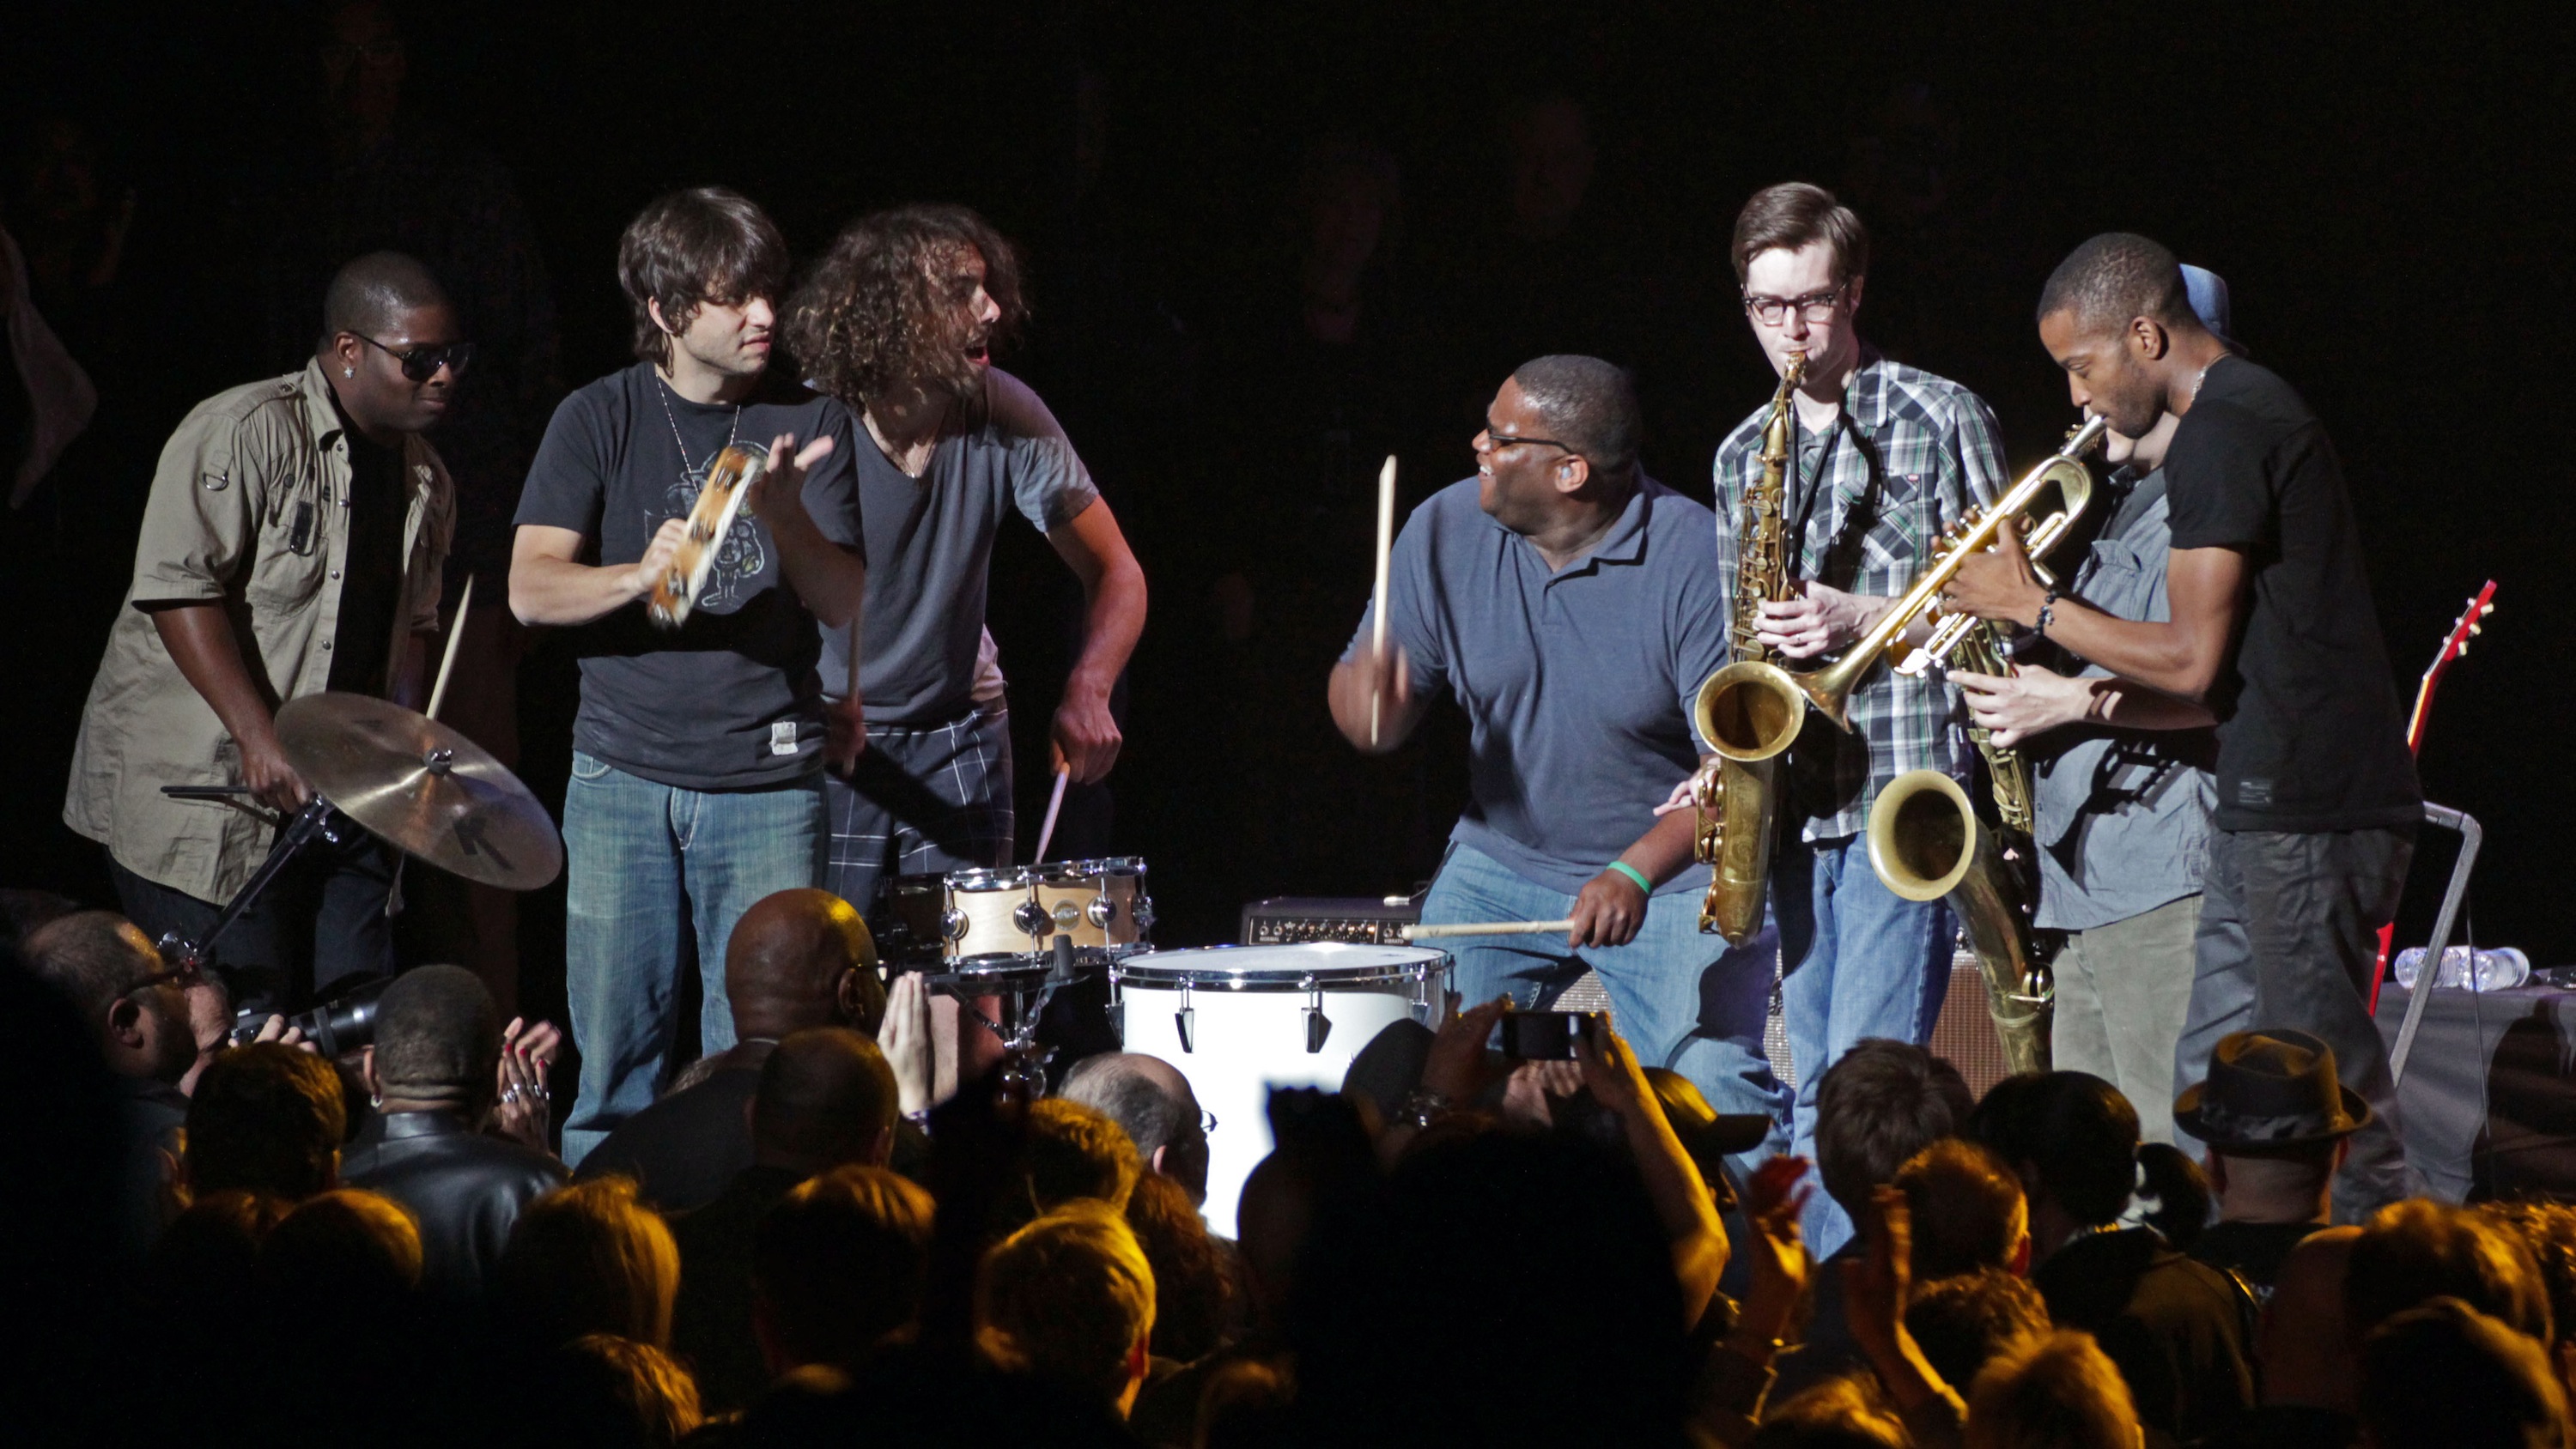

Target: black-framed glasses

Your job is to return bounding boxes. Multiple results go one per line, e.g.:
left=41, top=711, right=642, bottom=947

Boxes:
left=1741, top=282, right=1852, bottom=326
left=1199, top=1108, right=1219, bottom=1135
left=357, top=334, right=475, bottom=383
left=1479, top=429, right=1574, bottom=454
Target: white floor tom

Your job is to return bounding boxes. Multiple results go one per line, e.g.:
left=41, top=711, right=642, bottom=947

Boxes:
left=1109, top=943, right=1449, bottom=1235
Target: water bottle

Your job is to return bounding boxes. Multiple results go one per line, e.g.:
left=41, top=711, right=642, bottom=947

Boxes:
left=2392, top=945, right=2530, bottom=991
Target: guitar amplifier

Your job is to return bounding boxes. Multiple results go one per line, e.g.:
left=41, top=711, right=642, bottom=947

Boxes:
left=1240, top=895, right=1422, bottom=946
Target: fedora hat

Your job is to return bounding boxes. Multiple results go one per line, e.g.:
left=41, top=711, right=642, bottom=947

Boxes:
left=2173, top=1028, right=2370, bottom=1151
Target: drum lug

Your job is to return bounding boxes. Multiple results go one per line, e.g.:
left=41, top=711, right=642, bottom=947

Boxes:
left=939, top=908, right=969, bottom=943
left=1052, top=900, right=1083, bottom=928
left=1135, top=896, right=1156, bottom=934
left=1013, top=900, right=1053, bottom=940
left=1303, top=980, right=1331, bottom=1054
left=1086, top=895, right=1117, bottom=929
left=1173, top=977, right=1196, bottom=1053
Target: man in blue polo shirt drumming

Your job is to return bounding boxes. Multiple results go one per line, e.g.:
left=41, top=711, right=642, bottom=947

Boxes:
left=1328, top=354, right=1788, bottom=1148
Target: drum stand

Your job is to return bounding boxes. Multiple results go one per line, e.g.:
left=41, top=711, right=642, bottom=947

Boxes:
left=153, top=790, right=356, bottom=970
left=938, top=937, right=1085, bottom=1096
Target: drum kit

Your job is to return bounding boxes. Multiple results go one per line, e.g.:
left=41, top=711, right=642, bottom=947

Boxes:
left=878, top=858, right=1454, bottom=1234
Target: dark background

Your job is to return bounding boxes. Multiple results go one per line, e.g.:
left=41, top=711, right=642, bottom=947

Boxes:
left=4, top=1, right=2569, bottom=1028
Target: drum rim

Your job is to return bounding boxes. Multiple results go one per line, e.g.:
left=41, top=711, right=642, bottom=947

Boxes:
left=1110, top=942, right=1449, bottom=988
left=949, top=866, right=1035, bottom=890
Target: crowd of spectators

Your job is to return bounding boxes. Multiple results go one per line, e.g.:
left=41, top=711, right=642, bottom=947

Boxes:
left=9, top=885, right=2576, bottom=1448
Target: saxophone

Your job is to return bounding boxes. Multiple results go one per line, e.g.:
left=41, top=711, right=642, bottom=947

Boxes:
left=1693, top=354, right=1807, bottom=943
left=1862, top=421, right=2108, bottom=1074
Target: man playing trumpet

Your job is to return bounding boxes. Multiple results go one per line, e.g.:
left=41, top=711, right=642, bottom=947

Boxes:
left=1945, top=234, right=2421, bottom=1216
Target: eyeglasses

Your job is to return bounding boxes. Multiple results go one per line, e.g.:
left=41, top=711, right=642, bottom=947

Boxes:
left=1741, top=282, right=1852, bottom=327
left=1479, top=430, right=1573, bottom=454
left=1199, top=1108, right=1219, bottom=1135
left=121, top=959, right=204, bottom=997
left=356, top=334, right=475, bottom=383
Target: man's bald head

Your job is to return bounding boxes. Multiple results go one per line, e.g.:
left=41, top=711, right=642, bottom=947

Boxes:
left=1060, top=1052, right=1208, bottom=1204
left=726, top=889, right=884, bottom=1040
left=750, top=1028, right=899, bottom=1173
left=322, top=250, right=451, bottom=346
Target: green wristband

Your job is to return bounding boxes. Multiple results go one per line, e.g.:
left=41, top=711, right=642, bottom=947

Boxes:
left=1607, top=860, right=1653, bottom=894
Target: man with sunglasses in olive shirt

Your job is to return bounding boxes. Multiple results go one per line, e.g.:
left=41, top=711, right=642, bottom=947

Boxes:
left=66, top=251, right=464, bottom=1012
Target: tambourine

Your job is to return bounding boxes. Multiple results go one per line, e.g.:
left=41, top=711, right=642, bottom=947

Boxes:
left=646, top=444, right=768, bottom=629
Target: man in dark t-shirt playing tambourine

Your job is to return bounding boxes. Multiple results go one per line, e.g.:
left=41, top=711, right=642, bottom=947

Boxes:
left=1947, top=233, right=2421, bottom=1220
left=507, top=188, right=867, bottom=1164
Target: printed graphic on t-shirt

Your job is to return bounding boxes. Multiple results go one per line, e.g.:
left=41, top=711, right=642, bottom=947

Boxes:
left=658, top=462, right=767, bottom=613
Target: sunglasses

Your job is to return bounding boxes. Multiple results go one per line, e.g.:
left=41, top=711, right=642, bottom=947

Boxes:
left=357, top=334, right=476, bottom=382
left=122, top=959, right=206, bottom=997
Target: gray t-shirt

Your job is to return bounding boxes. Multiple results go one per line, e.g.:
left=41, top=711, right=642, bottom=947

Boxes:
left=2027, top=468, right=2220, bottom=931
left=821, top=367, right=1099, bottom=726
left=1345, top=476, right=1730, bottom=896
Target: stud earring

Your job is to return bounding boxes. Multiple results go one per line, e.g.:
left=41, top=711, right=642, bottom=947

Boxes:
left=344, top=367, right=355, bottom=378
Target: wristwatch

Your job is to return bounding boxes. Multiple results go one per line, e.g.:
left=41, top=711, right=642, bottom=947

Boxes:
left=1395, top=1086, right=1454, bottom=1131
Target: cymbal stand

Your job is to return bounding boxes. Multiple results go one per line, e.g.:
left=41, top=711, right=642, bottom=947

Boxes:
left=152, top=790, right=354, bottom=969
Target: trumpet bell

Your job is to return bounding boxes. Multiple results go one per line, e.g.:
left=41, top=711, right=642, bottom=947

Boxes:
left=1695, top=660, right=1807, bottom=764
left=1865, top=769, right=1979, bottom=902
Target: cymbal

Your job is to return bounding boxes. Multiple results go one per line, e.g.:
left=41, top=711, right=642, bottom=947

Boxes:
left=275, top=692, right=563, bottom=891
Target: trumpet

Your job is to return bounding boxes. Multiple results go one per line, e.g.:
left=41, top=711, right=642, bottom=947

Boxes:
left=1896, top=423, right=2100, bottom=677
left=1738, top=415, right=2110, bottom=735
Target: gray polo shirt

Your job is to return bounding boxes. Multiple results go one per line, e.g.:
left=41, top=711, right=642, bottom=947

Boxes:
left=1345, top=475, right=1729, bottom=896
left=2027, top=468, right=2220, bottom=931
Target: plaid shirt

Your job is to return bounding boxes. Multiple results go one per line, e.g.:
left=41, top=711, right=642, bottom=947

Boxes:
left=1710, top=348, right=2008, bottom=841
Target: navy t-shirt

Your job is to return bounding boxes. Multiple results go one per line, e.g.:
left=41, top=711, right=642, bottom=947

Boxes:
left=2163, top=356, right=2417, bottom=832
left=513, top=363, right=860, bottom=789
left=1345, top=476, right=1730, bottom=895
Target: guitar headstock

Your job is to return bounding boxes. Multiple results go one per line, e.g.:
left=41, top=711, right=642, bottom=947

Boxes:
left=2426, top=579, right=2500, bottom=682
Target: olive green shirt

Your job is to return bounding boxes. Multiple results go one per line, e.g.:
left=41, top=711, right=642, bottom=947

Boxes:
left=64, top=359, right=453, bottom=903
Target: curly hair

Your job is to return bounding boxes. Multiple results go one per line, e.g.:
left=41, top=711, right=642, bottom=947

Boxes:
left=785, top=203, right=1027, bottom=408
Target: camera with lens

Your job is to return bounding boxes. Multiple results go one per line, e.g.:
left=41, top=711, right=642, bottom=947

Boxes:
left=229, top=975, right=389, bottom=1057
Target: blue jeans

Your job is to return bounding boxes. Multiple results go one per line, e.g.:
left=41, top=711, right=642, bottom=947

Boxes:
left=1424, top=844, right=1790, bottom=1177
left=1774, top=833, right=1954, bottom=1258
left=561, top=752, right=827, bottom=1164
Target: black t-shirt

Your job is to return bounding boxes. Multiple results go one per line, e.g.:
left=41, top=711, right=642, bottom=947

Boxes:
left=570, top=1065, right=756, bottom=1212
left=2164, top=357, right=2418, bottom=832
left=329, top=428, right=409, bottom=694
left=513, top=364, right=860, bottom=789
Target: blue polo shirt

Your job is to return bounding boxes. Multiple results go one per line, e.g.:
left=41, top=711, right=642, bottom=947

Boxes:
left=1345, top=475, right=1731, bottom=896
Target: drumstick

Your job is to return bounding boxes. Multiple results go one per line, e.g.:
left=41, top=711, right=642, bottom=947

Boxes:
left=390, top=575, right=474, bottom=920
left=1031, top=763, right=1071, bottom=864
left=1405, top=919, right=1577, bottom=939
left=425, top=574, right=473, bottom=722
left=1368, top=454, right=1396, bottom=746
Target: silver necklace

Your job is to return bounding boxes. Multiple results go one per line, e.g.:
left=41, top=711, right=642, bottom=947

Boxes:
left=654, top=373, right=741, bottom=479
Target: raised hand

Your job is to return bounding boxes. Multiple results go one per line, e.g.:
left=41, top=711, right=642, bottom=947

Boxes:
left=883, top=971, right=936, bottom=1116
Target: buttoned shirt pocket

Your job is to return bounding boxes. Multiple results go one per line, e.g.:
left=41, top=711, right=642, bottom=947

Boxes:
left=242, top=455, right=331, bottom=615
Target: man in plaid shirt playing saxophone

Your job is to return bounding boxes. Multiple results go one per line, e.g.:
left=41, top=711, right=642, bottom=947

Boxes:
left=1700, top=184, right=2007, bottom=1255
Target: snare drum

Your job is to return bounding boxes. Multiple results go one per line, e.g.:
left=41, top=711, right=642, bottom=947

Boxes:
left=1109, top=943, right=1449, bottom=1235
left=1032, top=857, right=1153, bottom=956
left=945, top=866, right=1048, bottom=963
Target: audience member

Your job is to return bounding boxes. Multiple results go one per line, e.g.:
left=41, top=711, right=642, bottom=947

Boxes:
left=998, top=1095, right=1145, bottom=1238
left=531, top=1333, right=704, bottom=1449
left=2175, top=1028, right=2358, bottom=1295
left=2358, top=1297, right=2571, bottom=1449
left=1060, top=1051, right=1211, bottom=1205
left=185, top=1041, right=346, bottom=1201
left=338, top=964, right=565, bottom=1295
left=2484, top=1200, right=2576, bottom=1404
left=257, top=1187, right=430, bottom=1429
left=1971, top=1070, right=2252, bottom=1444
left=1896, top=1138, right=2031, bottom=1282
left=979, top=1200, right=1160, bottom=1418
left=672, top=1026, right=901, bottom=1412
left=22, top=910, right=197, bottom=1243
left=259, top=1185, right=424, bottom=1300
left=577, top=888, right=890, bottom=1210
left=1741, top=1376, right=1912, bottom=1449
left=751, top=1165, right=934, bottom=1385
left=1774, top=1039, right=1977, bottom=1399
left=1908, top=1268, right=2051, bottom=1397
left=2345, top=1197, right=2552, bottom=1345
left=2250, top=1226, right=2362, bottom=1428
left=2132, top=1143, right=2210, bottom=1253
left=499, top=1176, right=680, bottom=1349
left=1965, top=1328, right=2144, bottom=1449
left=1125, top=1169, right=1237, bottom=1365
